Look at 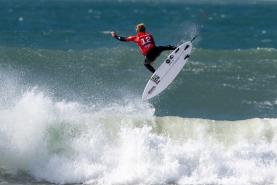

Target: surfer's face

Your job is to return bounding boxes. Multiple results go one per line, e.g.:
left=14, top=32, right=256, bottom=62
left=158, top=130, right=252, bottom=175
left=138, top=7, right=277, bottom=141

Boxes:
left=136, top=26, right=139, bottom=33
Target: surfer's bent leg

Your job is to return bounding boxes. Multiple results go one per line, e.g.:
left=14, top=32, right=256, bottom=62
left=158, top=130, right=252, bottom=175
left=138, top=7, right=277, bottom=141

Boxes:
left=147, top=45, right=176, bottom=61
left=157, top=45, right=176, bottom=53
left=144, top=58, right=156, bottom=73
left=143, top=46, right=176, bottom=73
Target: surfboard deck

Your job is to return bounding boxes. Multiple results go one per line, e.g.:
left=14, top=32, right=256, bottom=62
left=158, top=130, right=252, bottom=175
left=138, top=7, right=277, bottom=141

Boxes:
left=142, top=41, right=192, bottom=101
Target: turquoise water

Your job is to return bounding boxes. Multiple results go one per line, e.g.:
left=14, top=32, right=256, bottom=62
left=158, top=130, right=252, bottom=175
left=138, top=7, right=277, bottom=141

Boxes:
left=1, top=0, right=277, bottom=184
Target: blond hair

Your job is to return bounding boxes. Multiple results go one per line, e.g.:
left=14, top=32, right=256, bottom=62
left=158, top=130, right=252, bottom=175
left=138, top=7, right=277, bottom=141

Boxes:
left=136, top=23, right=146, bottom=32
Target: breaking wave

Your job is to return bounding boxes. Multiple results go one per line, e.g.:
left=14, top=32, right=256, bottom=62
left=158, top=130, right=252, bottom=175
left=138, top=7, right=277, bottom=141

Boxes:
left=0, top=89, right=277, bottom=184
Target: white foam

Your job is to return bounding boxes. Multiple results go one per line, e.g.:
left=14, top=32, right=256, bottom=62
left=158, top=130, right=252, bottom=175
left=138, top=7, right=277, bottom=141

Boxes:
left=0, top=89, right=277, bottom=184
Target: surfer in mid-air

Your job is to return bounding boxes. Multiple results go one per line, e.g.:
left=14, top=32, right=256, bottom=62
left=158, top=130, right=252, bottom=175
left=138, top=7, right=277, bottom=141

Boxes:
left=111, top=23, right=176, bottom=73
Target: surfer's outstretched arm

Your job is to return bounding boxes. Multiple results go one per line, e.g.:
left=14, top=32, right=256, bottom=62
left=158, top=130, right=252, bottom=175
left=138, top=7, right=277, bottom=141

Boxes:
left=111, top=32, right=136, bottom=42
left=111, top=32, right=127, bottom=41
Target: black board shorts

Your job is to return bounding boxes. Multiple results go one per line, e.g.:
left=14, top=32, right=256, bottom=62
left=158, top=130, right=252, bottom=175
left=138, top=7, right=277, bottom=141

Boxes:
left=144, top=45, right=176, bottom=64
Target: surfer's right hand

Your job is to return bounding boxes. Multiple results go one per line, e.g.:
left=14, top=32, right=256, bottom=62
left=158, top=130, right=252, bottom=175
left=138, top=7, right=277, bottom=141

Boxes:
left=111, top=32, right=117, bottom=37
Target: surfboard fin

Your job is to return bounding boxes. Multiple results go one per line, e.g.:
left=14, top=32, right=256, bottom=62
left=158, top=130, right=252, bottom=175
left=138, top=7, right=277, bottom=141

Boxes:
left=191, top=35, right=198, bottom=43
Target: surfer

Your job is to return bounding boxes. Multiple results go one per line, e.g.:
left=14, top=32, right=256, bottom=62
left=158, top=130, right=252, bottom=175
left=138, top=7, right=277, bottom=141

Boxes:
left=111, top=23, right=176, bottom=73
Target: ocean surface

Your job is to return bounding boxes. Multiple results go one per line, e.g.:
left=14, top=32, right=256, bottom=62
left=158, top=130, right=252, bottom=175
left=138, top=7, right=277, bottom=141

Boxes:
left=0, top=0, right=277, bottom=184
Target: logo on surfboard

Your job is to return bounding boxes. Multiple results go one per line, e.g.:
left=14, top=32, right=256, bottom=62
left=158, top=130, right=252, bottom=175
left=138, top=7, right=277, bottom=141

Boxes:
left=166, top=55, right=174, bottom=64
left=148, top=86, right=156, bottom=94
left=151, top=74, right=161, bottom=85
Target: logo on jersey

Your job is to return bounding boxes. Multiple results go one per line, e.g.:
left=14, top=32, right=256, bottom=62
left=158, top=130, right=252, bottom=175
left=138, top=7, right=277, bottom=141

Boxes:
left=140, top=35, right=153, bottom=47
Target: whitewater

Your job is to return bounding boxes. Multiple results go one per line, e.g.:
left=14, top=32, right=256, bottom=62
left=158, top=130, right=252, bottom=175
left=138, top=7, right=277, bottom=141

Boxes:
left=0, top=88, right=276, bottom=185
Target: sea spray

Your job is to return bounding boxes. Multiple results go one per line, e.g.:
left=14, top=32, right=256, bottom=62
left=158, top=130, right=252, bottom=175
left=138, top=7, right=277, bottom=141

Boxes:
left=0, top=89, right=277, bottom=184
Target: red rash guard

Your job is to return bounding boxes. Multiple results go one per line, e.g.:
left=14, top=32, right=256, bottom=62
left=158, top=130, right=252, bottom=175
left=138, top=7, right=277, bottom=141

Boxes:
left=123, top=32, right=156, bottom=56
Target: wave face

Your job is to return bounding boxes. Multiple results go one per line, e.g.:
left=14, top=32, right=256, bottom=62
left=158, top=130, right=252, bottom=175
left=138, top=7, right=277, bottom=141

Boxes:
left=0, top=90, right=277, bottom=185
left=1, top=47, right=277, bottom=119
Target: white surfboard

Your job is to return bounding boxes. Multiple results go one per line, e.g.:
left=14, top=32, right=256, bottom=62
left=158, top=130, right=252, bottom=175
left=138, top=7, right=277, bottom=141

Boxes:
left=142, top=41, right=192, bottom=101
